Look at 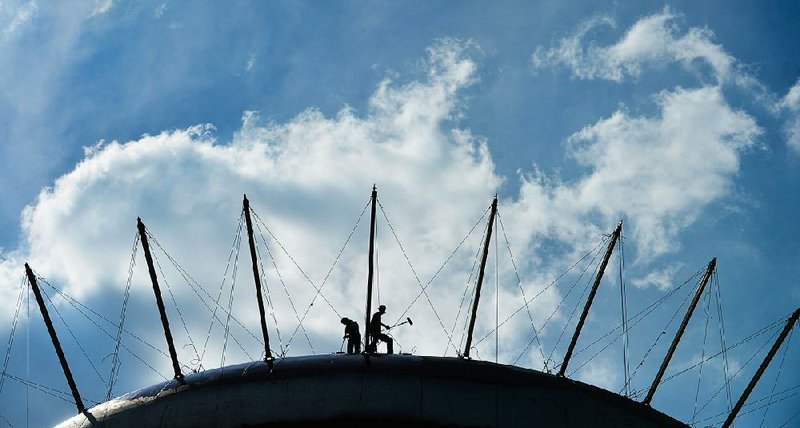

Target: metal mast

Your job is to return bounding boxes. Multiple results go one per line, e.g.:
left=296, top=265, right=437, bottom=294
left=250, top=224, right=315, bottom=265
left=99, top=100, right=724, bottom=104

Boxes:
left=558, top=221, right=622, bottom=377
left=643, top=257, right=716, bottom=405
left=243, top=195, right=273, bottom=361
left=463, top=196, right=498, bottom=359
left=137, top=218, right=185, bottom=384
left=364, top=185, right=378, bottom=351
left=722, top=307, right=800, bottom=428
left=24, top=263, right=86, bottom=414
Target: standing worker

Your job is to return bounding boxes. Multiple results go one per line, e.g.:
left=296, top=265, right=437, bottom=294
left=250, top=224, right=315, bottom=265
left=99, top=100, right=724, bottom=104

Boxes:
left=340, top=317, right=361, bottom=354
left=368, top=305, right=393, bottom=354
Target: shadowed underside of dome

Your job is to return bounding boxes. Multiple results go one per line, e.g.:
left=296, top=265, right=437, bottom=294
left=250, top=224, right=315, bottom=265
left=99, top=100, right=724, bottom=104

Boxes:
left=56, top=354, right=687, bottom=428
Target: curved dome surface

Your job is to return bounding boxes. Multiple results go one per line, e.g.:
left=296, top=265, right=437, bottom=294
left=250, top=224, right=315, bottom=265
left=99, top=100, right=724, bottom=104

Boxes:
left=57, top=354, right=687, bottom=427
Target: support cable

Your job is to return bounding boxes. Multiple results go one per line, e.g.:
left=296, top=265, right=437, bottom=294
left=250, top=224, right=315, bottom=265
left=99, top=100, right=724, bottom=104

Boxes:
left=34, top=276, right=118, bottom=391
left=149, top=243, right=202, bottom=370
left=396, top=206, right=491, bottom=325
left=692, top=383, right=800, bottom=426
left=0, top=412, right=12, bottom=428
left=0, top=276, right=25, bottom=397
left=547, top=265, right=597, bottom=370
left=719, top=307, right=799, bottom=427
left=690, top=290, right=713, bottom=425
left=779, top=408, right=800, bottom=427
left=449, top=227, right=485, bottom=357
left=616, top=266, right=706, bottom=395
left=676, top=326, right=780, bottom=415
left=254, top=220, right=314, bottom=355
left=534, top=242, right=609, bottom=369
left=38, top=284, right=108, bottom=387
left=198, top=211, right=245, bottom=354
left=37, top=279, right=169, bottom=379
left=251, top=209, right=340, bottom=317
left=376, top=224, right=380, bottom=306
left=106, top=231, right=139, bottom=399
left=491, top=239, right=609, bottom=367
left=377, top=199, right=458, bottom=353
left=2, top=372, right=81, bottom=404
left=147, top=220, right=257, bottom=361
left=175, top=213, right=259, bottom=363
left=255, top=235, right=284, bottom=357
left=622, top=267, right=704, bottom=389
left=25, top=284, right=29, bottom=425
left=573, top=272, right=697, bottom=383
left=618, top=230, right=630, bottom=396
left=627, top=314, right=785, bottom=400
left=759, top=329, right=793, bottom=427
left=0, top=277, right=25, bottom=405
left=496, top=212, right=546, bottom=368
left=220, top=226, right=243, bottom=367
left=714, top=269, right=733, bottom=412
left=283, top=198, right=370, bottom=352
left=495, top=218, right=499, bottom=363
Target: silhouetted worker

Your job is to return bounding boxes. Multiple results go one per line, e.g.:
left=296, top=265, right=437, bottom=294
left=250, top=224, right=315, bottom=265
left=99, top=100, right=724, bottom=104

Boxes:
left=368, top=304, right=393, bottom=354
left=340, top=317, right=361, bottom=354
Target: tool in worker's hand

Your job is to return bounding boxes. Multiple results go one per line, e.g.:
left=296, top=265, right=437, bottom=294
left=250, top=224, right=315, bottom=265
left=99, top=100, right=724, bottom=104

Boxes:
left=392, top=317, right=413, bottom=328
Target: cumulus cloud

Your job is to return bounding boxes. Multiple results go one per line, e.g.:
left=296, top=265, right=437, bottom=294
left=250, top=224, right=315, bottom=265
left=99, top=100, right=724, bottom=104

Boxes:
left=0, top=41, right=760, bottom=396
left=631, top=264, right=682, bottom=291
left=778, top=78, right=800, bottom=153
left=90, top=0, right=113, bottom=17
left=532, top=7, right=742, bottom=85
left=1, top=41, right=503, bottom=368
left=508, top=86, right=760, bottom=261
left=1, top=0, right=38, bottom=35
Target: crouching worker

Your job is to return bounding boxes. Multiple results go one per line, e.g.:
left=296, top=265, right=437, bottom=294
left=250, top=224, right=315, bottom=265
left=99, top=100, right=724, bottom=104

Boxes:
left=340, top=317, right=361, bottom=354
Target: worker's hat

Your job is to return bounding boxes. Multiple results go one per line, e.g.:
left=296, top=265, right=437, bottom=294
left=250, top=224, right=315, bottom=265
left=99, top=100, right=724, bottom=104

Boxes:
left=379, top=304, right=386, bottom=311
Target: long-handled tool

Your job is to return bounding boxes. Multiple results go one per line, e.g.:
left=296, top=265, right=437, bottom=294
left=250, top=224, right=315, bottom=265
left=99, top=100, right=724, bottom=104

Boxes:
left=392, top=317, right=413, bottom=328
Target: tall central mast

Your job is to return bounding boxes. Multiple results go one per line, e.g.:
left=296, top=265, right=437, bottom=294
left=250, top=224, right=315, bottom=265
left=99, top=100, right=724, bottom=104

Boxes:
left=243, top=195, right=273, bottom=362
left=463, top=196, right=498, bottom=359
left=364, top=185, right=378, bottom=350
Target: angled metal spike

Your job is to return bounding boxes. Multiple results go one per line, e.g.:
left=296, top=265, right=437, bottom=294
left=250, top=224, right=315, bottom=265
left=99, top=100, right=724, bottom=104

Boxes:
left=558, top=221, right=623, bottom=377
left=25, top=263, right=86, bottom=414
left=643, top=257, right=716, bottom=405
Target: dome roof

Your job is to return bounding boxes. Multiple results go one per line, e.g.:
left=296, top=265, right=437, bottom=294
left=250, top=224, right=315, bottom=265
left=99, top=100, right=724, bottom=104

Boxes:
left=57, top=354, right=686, bottom=427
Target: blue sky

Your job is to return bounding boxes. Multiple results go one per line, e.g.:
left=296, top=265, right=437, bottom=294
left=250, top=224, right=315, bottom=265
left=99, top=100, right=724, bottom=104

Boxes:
left=1, top=1, right=799, bottom=426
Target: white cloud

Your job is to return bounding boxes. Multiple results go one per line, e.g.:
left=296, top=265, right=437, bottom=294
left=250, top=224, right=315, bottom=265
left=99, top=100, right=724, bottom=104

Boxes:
left=2, top=0, right=38, bottom=35
left=576, top=357, right=619, bottom=390
left=90, top=0, right=113, bottom=17
left=507, top=86, right=760, bottom=261
left=631, top=264, right=682, bottom=290
left=1, top=41, right=503, bottom=364
left=778, top=78, right=800, bottom=153
left=532, top=7, right=742, bottom=85
left=154, top=3, right=167, bottom=19
left=245, top=52, right=256, bottom=72
left=0, top=41, right=761, bottom=397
